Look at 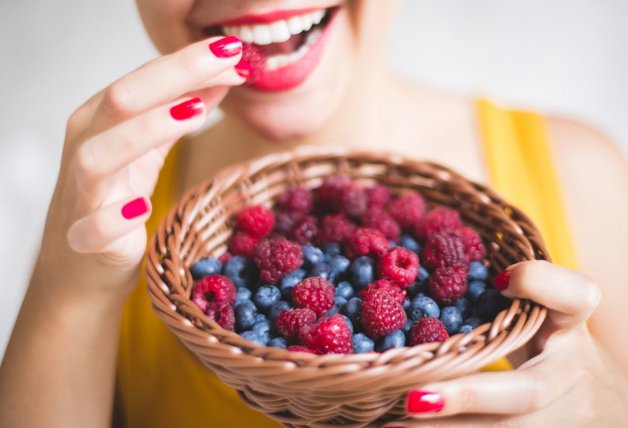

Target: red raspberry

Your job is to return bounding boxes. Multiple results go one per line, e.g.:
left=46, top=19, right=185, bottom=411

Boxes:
left=317, top=214, right=357, bottom=245
left=345, top=227, right=390, bottom=259
left=289, top=215, right=318, bottom=245
left=457, top=227, right=486, bottom=261
left=192, top=275, right=236, bottom=313
left=298, top=314, right=353, bottom=354
left=287, top=345, right=316, bottom=354
left=360, top=279, right=406, bottom=304
left=378, top=247, right=420, bottom=288
left=276, top=187, right=313, bottom=213
left=366, top=185, right=392, bottom=207
left=218, top=252, right=232, bottom=265
left=236, top=205, right=275, bottom=238
left=254, top=237, right=303, bottom=284
left=422, top=231, right=469, bottom=270
left=361, top=289, right=407, bottom=339
left=292, top=276, right=335, bottom=317
left=413, top=207, right=462, bottom=242
left=410, top=317, right=449, bottom=345
left=274, top=210, right=304, bottom=235
left=362, top=206, right=401, bottom=241
left=387, top=193, right=426, bottom=230
left=228, top=232, right=260, bottom=258
left=205, top=304, right=235, bottom=330
left=339, top=184, right=367, bottom=218
left=240, top=43, right=266, bottom=83
left=428, top=266, right=468, bottom=305
left=275, top=308, right=317, bottom=340
left=315, top=176, right=351, bottom=213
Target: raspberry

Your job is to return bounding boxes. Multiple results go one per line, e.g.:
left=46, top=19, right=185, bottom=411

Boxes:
left=276, top=187, right=313, bottom=213
left=287, top=345, right=316, bottom=354
left=362, top=206, right=401, bottom=241
left=457, top=227, right=486, bottom=261
left=192, top=275, right=236, bottom=313
left=409, top=317, right=449, bottom=345
left=228, top=232, right=260, bottom=258
left=315, top=176, right=351, bottom=213
left=387, top=193, right=425, bottom=230
left=274, top=210, right=305, bottom=234
left=366, top=185, right=392, bottom=207
left=292, top=276, right=335, bottom=317
left=289, top=215, right=318, bottom=245
left=275, top=308, right=317, bottom=339
left=345, top=227, right=390, bottom=259
left=317, top=214, right=357, bottom=245
left=422, top=231, right=469, bottom=270
left=339, top=184, right=367, bottom=218
left=236, top=205, right=275, bottom=238
left=428, top=266, right=468, bottom=305
left=254, top=237, right=303, bottom=284
left=413, top=207, right=462, bottom=242
left=218, top=252, right=232, bottom=265
left=360, top=279, right=406, bottom=304
left=240, top=43, right=266, bottom=83
left=378, top=247, right=419, bottom=288
left=205, top=304, right=235, bottom=330
left=298, top=314, right=353, bottom=354
left=361, top=289, right=407, bottom=339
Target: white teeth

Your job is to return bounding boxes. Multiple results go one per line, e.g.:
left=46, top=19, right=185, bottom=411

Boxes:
left=252, top=24, right=273, bottom=45
left=269, top=20, right=291, bottom=43
left=265, top=28, right=322, bottom=71
left=287, top=16, right=305, bottom=34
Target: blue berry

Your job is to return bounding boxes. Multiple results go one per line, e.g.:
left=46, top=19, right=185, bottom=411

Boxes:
left=236, top=287, right=252, bottom=303
left=235, top=300, right=257, bottom=332
left=467, top=280, right=487, bottom=302
left=303, top=245, right=325, bottom=267
left=241, top=330, right=267, bottom=346
left=459, top=325, right=473, bottom=334
left=329, top=255, right=350, bottom=276
left=399, top=235, right=421, bottom=253
left=341, top=297, right=362, bottom=324
left=254, top=285, right=282, bottom=313
left=388, top=240, right=397, bottom=248
left=335, top=281, right=355, bottom=300
left=279, top=269, right=306, bottom=300
left=440, top=306, right=463, bottom=335
left=476, top=290, right=510, bottom=321
left=252, top=319, right=271, bottom=343
left=377, top=330, right=406, bottom=352
left=351, top=256, right=374, bottom=289
left=254, top=313, right=267, bottom=324
left=408, top=295, right=440, bottom=320
left=402, top=319, right=413, bottom=334
left=468, top=261, right=488, bottom=281
left=324, top=243, right=342, bottom=258
left=224, top=256, right=255, bottom=288
left=334, top=295, right=348, bottom=308
left=310, top=262, right=332, bottom=281
left=269, top=337, right=287, bottom=349
left=190, top=256, right=222, bottom=280
left=269, top=300, right=291, bottom=321
left=352, top=333, right=375, bottom=353
left=459, top=317, right=482, bottom=334
left=455, top=296, right=471, bottom=318
left=342, top=315, right=354, bottom=333
left=417, top=267, right=430, bottom=285
left=403, top=298, right=411, bottom=312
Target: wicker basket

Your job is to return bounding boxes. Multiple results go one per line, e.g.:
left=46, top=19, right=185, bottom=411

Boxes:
left=146, top=146, right=548, bottom=427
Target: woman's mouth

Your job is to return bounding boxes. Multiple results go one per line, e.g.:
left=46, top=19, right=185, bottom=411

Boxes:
left=203, top=6, right=339, bottom=92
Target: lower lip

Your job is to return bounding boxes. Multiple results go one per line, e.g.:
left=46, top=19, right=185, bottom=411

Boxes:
left=247, top=11, right=338, bottom=92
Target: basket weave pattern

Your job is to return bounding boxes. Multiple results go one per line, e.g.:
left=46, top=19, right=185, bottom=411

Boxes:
left=146, top=146, right=548, bottom=427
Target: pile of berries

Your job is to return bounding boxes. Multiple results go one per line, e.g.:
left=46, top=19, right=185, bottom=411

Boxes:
left=189, top=177, right=509, bottom=355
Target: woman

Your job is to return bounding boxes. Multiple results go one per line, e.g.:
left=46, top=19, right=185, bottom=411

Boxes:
left=0, top=1, right=626, bottom=427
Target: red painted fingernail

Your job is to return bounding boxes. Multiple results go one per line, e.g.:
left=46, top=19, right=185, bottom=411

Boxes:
left=169, top=98, right=204, bottom=121
left=494, top=269, right=512, bottom=291
left=235, top=59, right=252, bottom=79
left=121, top=197, right=149, bottom=220
left=209, top=36, right=242, bottom=58
left=406, top=390, right=444, bottom=414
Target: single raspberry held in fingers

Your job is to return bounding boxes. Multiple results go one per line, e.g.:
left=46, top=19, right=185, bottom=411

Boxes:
left=289, top=215, right=318, bottom=245
left=276, top=187, right=313, bottom=213
left=275, top=308, right=317, bottom=340
left=317, top=214, right=357, bottom=245
left=428, top=266, right=468, bottom=305
left=292, top=276, right=335, bottom=317
left=366, top=185, right=392, bottom=207
left=345, top=227, right=390, bottom=259
left=192, top=275, right=236, bottom=313
left=236, top=205, right=275, bottom=238
left=456, top=227, right=486, bottom=261
left=228, top=232, right=260, bottom=258
left=205, top=304, right=235, bottom=330
left=362, top=206, right=401, bottom=241
left=413, top=207, right=462, bottom=242
left=378, top=247, right=419, bottom=288
left=361, top=289, right=407, bottom=339
left=239, top=43, right=266, bottom=83
left=422, top=231, right=469, bottom=270
left=298, top=314, right=354, bottom=354
left=410, top=317, right=449, bottom=345
left=387, top=193, right=425, bottom=230
left=254, top=237, right=303, bottom=284
left=360, top=279, right=406, bottom=304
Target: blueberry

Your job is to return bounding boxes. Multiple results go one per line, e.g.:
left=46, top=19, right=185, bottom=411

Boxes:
left=235, top=300, right=257, bottom=332
left=269, top=300, right=291, bottom=321
left=341, top=297, right=362, bottom=324
left=335, top=281, right=355, bottom=300
left=351, top=256, right=374, bottom=289
left=254, top=285, right=282, bottom=313
left=408, top=295, right=440, bottom=319
left=236, top=287, right=252, bottom=303
left=388, top=240, right=397, bottom=248
left=327, top=305, right=340, bottom=316
left=402, top=319, right=414, bottom=334
left=309, top=262, right=332, bottom=281
left=468, top=261, right=488, bottom=281
left=455, top=296, right=471, bottom=318
left=269, top=337, right=287, bottom=349
left=462, top=317, right=482, bottom=329
left=476, top=290, right=510, bottom=321
left=303, top=245, right=325, bottom=267
left=459, top=325, right=474, bottom=334
left=324, top=243, right=342, bottom=258
left=352, top=333, right=375, bottom=353
left=403, top=298, right=411, bottom=312
left=399, top=235, right=421, bottom=253
left=190, top=256, right=222, bottom=280
left=341, top=315, right=354, bottom=333
left=417, top=267, right=430, bottom=285
left=377, top=330, right=406, bottom=352
left=329, top=255, right=350, bottom=276
left=335, top=295, right=348, bottom=308
left=279, top=269, right=306, bottom=300
left=467, top=280, right=487, bottom=302
left=224, top=256, right=255, bottom=288
left=440, top=306, right=463, bottom=335
left=254, top=313, right=268, bottom=324
left=253, top=319, right=271, bottom=335
left=241, top=330, right=267, bottom=346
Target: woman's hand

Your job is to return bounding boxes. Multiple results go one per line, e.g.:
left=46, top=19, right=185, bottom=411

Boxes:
left=383, top=261, right=628, bottom=427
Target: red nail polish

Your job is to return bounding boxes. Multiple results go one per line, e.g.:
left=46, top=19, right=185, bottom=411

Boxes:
left=494, top=270, right=512, bottom=291
left=235, top=59, right=252, bottom=79
left=209, top=36, right=242, bottom=58
left=406, top=390, right=444, bottom=414
left=121, top=197, right=149, bottom=220
left=169, top=98, right=204, bottom=121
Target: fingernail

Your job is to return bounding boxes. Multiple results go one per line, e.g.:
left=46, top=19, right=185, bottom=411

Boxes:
left=494, top=269, right=512, bottom=291
left=406, top=390, right=444, bottom=414
left=121, top=197, right=149, bottom=220
left=170, top=98, right=204, bottom=121
left=235, top=59, right=252, bottom=79
left=209, top=36, right=242, bottom=58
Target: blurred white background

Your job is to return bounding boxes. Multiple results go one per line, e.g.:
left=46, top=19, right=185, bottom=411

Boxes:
left=1, top=0, right=626, bottom=356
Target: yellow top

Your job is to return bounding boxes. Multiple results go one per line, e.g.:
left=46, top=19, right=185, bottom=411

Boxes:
left=116, top=99, right=578, bottom=427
